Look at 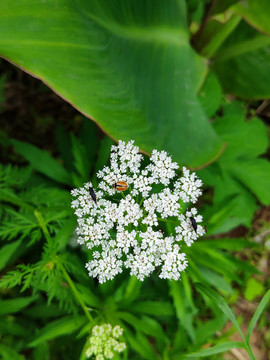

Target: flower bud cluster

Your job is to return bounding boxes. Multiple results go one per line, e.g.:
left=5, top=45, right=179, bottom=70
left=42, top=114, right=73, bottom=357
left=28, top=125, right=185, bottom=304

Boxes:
left=71, top=140, right=205, bottom=283
left=85, top=324, right=126, bottom=359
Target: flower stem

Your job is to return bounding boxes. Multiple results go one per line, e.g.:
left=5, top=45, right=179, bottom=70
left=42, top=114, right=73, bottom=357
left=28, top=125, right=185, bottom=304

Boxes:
left=34, top=209, right=53, bottom=247
left=36, top=210, right=94, bottom=325
left=157, top=217, right=178, bottom=224
left=59, top=261, right=94, bottom=325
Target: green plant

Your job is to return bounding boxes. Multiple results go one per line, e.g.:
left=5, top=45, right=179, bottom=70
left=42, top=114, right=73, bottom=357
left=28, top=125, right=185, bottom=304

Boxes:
left=1, top=1, right=270, bottom=358
left=185, top=284, right=270, bottom=359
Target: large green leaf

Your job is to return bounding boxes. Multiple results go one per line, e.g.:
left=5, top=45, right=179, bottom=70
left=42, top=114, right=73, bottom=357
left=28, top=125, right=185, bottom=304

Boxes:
left=212, top=21, right=270, bottom=98
left=199, top=101, right=269, bottom=233
left=233, top=0, right=270, bottom=36
left=0, top=0, right=223, bottom=167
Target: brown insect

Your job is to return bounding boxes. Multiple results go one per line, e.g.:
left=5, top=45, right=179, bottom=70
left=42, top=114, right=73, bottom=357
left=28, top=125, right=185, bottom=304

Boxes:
left=113, top=181, right=128, bottom=192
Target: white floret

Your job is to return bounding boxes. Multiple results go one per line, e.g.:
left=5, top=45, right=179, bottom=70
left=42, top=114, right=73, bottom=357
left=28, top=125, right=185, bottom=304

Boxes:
left=71, top=140, right=204, bottom=283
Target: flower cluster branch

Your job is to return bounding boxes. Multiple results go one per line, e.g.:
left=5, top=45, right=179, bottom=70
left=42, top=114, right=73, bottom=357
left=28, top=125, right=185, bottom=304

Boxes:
left=71, top=140, right=205, bottom=283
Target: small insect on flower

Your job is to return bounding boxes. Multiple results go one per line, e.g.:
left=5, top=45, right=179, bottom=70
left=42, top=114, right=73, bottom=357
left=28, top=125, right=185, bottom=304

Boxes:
left=113, top=181, right=128, bottom=192
left=89, top=187, right=97, bottom=204
left=190, top=217, right=197, bottom=233
left=71, top=140, right=205, bottom=283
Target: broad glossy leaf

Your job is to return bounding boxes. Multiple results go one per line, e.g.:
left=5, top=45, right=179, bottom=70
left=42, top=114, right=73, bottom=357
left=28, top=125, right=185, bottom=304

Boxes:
left=234, top=0, right=270, bottom=36
left=192, top=14, right=241, bottom=57
left=0, top=0, right=223, bottom=167
left=198, top=71, right=222, bottom=117
left=212, top=21, right=270, bottom=98
left=231, top=159, right=270, bottom=205
left=199, top=101, right=268, bottom=232
left=209, top=0, right=240, bottom=16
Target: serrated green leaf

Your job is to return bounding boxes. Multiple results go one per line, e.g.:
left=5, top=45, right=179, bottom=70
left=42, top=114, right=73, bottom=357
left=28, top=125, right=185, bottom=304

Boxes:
left=0, top=0, right=224, bottom=168
left=0, top=208, right=40, bottom=242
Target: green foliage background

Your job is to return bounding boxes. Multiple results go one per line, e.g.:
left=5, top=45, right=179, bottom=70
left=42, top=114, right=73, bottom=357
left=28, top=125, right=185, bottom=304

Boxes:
left=0, top=0, right=270, bottom=359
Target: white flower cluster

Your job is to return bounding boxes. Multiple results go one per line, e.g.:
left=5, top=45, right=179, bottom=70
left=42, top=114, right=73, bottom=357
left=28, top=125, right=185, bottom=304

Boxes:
left=85, top=324, right=126, bottom=360
left=71, top=140, right=205, bottom=283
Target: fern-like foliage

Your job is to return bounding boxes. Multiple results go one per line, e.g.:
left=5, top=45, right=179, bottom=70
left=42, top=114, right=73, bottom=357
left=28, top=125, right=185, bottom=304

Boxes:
left=0, top=164, right=78, bottom=313
left=0, top=164, right=72, bottom=245
left=0, top=164, right=31, bottom=190
left=0, top=263, right=38, bottom=290
left=0, top=208, right=41, bottom=242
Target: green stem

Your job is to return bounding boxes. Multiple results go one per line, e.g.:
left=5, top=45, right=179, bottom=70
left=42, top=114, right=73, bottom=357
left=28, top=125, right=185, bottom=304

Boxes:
left=157, top=217, right=178, bottom=224
left=59, top=261, right=94, bottom=325
left=34, top=209, right=53, bottom=247
left=246, top=343, right=256, bottom=360
left=36, top=210, right=94, bottom=325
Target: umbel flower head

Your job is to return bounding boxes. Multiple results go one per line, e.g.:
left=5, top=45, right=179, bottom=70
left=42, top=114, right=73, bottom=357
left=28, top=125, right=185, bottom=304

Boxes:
left=85, top=324, right=126, bottom=359
left=71, top=140, right=205, bottom=283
